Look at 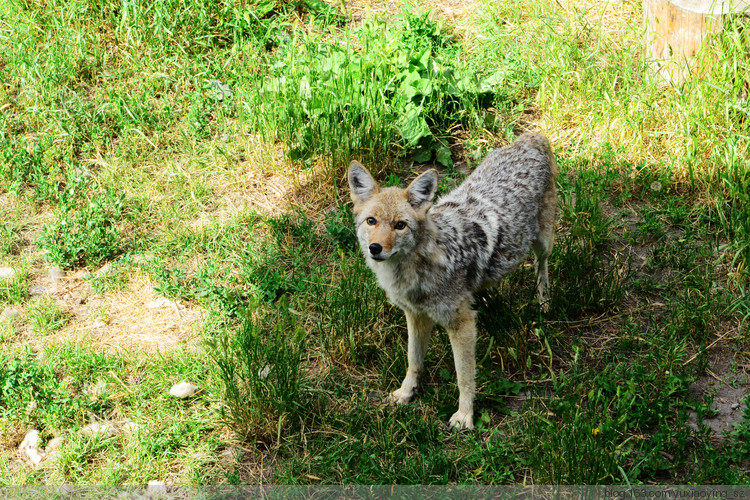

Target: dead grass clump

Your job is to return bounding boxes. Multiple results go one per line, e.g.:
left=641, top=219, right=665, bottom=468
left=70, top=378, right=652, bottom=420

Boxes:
left=37, top=274, right=203, bottom=354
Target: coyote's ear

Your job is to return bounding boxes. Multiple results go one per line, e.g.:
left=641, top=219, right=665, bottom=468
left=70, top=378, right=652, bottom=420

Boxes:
left=348, top=161, right=379, bottom=203
left=406, top=169, right=438, bottom=209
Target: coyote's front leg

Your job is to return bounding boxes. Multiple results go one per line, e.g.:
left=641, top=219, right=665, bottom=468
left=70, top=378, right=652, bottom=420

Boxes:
left=389, top=310, right=434, bottom=404
left=447, top=302, right=477, bottom=430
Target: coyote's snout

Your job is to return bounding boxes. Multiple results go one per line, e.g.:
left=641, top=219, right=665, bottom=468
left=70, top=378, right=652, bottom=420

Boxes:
left=348, top=133, right=558, bottom=430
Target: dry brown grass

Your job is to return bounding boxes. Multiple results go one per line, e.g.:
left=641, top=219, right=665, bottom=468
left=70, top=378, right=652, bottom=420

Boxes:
left=31, top=273, right=204, bottom=354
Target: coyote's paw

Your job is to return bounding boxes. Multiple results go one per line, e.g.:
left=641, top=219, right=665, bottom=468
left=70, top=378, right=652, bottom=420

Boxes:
left=449, top=410, right=474, bottom=431
left=540, top=299, right=550, bottom=314
left=388, top=387, right=415, bottom=405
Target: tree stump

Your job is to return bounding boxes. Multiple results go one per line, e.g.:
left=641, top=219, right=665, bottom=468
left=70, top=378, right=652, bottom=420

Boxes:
left=644, top=0, right=750, bottom=83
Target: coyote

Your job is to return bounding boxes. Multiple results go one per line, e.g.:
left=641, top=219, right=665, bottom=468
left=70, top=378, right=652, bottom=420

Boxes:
left=347, top=133, right=558, bottom=430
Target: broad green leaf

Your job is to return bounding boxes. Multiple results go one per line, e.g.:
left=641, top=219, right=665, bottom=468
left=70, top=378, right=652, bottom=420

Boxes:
left=479, top=68, right=508, bottom=94
left=413, top=147, right=432, bottom=163
left=398, top=104, right=431, bottom=146
left=435, top=145, right=453, bottom=167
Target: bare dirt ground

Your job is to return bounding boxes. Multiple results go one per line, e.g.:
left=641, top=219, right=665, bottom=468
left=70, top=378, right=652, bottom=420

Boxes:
left=689, top=346, right=750, bottom=441
left=26, top=269, right=204, bottom=354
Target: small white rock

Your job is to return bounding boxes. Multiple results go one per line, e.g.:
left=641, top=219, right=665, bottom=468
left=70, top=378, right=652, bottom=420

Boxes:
left=96, top=263, right=112, bottom=277
left=220, top=446, right=243, bottom=463
left=182, top=312, right=201, bottom=323
left=0, top=267, right=16, bottom=279
left=121, top=421, right=141, bottom=436
left=48, top=266, right=65, bottom=283
left=29, top=285, right=48, bottom=296
left=19, top=429, right=41, bottom=451
left=1, top=307, right=20, bottom=322
left=146, top=297, right=175, bottom=309
left=84, top=378, right=108, bottom=399
left=44, top=437, right=65, bottom=462
left=19, top=429, right=46, bottom=466
left=81, top=422, right=116, bottom=438
left=258, top=364, right=272, bottom=380
left=26, top=447, right=46, bottom=466
left=169, top=382, right=199, bottom=398
left=45, top=436, right=65, bottom=454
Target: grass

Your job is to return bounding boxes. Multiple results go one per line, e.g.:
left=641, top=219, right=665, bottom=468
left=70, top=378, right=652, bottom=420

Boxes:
left=28, top=296, right=68, bottom=336
left=1, top=0, right=749, bottom=487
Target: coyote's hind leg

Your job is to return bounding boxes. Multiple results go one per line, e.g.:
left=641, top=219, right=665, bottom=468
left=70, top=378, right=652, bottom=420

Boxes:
left=534, top=181, right=557, bottom=312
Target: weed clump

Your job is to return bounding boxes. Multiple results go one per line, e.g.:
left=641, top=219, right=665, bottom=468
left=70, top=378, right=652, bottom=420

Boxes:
left=0, top=353, right=106, bottom=436
left=211, top=304, right=308, bottom=443
left=246, top=7, right=533, bottom=173
left=40, top=188, right=125, bottom=269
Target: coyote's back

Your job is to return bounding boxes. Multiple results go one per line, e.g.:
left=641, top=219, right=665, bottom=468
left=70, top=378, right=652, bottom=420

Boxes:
left=430, top=132, right=558, bottom=292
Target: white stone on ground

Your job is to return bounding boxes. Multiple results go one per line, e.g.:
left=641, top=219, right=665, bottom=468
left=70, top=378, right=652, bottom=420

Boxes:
left=145, top=297, right=175, bottom=309
left=96, top=263, right=113, bottom=276
left=81, top=422, right=116, bottom=438
left=121, top=421, right=141, bottom=436
left=258, top=364, right=272, bottom=380
left=169, top=381, right=199, bottom=398
left=47, top=266, right=65, bottom=283
left=1, top=307, right=20, bottom=321
left=19, top=429, right=40, bottom=450
left=44, top=436, right=65, bottom=461
left=0, top=268, right=16, bottom=279
left=18, top=429, right=46, bottom=466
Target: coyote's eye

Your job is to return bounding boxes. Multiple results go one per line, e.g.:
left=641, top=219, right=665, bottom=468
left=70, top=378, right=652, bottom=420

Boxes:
left=394, top=221, right=407, bottom=230
left=366, top=217, right=377, bottom=225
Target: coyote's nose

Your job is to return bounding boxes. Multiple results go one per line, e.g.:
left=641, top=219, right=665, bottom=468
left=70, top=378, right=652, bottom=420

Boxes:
left=369, top=243, right=383, bottom=256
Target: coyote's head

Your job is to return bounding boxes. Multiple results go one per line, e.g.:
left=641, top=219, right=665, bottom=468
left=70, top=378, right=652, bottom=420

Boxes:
left=347, top=161, right=437, bottom=263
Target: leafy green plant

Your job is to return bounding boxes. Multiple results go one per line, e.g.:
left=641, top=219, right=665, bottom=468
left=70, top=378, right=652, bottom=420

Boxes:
left=0, top=139, right=65, bottom=203
left=0, top=266, right=29, bottom=305
left=85, top=261, right=129, bottom=294
left=324, top=204, right=357, bottom=253
left=196, top=212, right=317, bottom=309
left=247, top=7, right=525, bottom=172
left=187, top=91, right=214, bottom=140
left=0, top=353, right=104, bottom=433
left=39, top=185, right=125, bottom=269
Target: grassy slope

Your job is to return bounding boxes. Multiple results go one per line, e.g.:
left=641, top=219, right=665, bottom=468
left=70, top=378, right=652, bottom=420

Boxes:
left=1, top=0, right=749, bottom=485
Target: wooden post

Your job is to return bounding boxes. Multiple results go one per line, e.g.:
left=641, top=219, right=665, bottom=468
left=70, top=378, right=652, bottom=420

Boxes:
left=644, top=0, right=750, bottom=84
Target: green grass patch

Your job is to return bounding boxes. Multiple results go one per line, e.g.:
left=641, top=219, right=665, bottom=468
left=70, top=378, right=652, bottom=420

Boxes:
left=0, top=351, right=106, bottom=438
left=1, top=0, right=749, bottom=487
